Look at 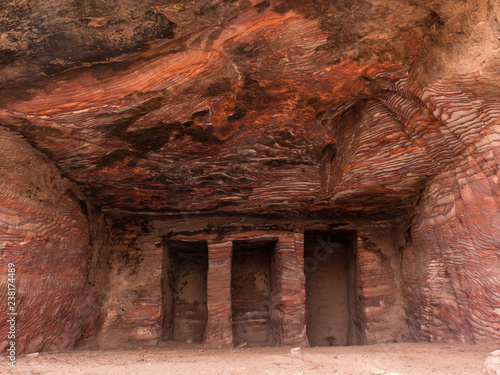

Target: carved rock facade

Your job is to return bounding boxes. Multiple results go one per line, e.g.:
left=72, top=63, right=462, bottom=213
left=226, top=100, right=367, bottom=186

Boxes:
left=0, top=0, right=499, bottom=353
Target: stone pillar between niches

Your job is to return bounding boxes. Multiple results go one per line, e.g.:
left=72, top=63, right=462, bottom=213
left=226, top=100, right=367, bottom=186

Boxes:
left=270, top=232, right=309, bottom=347
left=204, top=240, right=233, bottom=348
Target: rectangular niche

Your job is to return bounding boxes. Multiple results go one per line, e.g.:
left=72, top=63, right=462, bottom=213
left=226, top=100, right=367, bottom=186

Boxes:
left=304, top=230, right=357, bottom=346
left=231, top=239, right=276, bottom=346
left=162, top=240, right=208, bottom=343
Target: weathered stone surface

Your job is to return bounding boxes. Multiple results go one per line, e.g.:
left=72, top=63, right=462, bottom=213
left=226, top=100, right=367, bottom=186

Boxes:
left=271, top=233, right=308, bottom=347
left=95, top=218, right=163, bottom=348
left=205, top=241, right=233, bottom=348
left=91, top=218, right=413, bottom=350
left=356, top=229, right=405, bottom=344
left=383, top=78, right=500, bottom=344
left=483, top=350, right=500, bottom=375
left=0, top=127, right=103, bottom=353
left=0, top=0, right=436, bottom=216
left=0, top=0, right=499, bottom=354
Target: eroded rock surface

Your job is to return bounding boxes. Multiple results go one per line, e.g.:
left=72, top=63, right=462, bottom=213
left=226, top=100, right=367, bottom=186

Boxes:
left=0, top=0, right=499, bottom=353
left=0, top=127, right=104, bottom=353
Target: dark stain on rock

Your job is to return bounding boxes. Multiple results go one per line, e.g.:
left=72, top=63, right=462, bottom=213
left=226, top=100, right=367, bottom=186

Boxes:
left=192, top=109, right=211, bottom=121
left=120, top=121, right=191, bottom=152
left=99, top=96, right=164, bottom=135
left=255, top=0, right=271, bottom=13
left=9, top=119, right=63, bottom=159
left=239, top=74, right=273, bottom=111
left=227, top=106, right=247, bottom=122
left=117, top=117, right=231, bottom=152
left=0, top=49, right=17, bottom=66
left=183, top=124, right=223, bottom=145
left=420, top=10, right=444, bottom=29
left=190, top=34, right=205, bottom=48
left=0, top=2, right=177, bottom=85
left=90, top=61, right=134, bottom=81
left=231, top=40, right=270, bottom=59
left=0, top=2, right=31, bottom=31
left=307, top=97, right=320, bottom=106
left=143, top=9, right=177, bottom=40
left=208, top=29, right=223, bottom=41
left=0, top=88, right=38, bottom=102
left=205, top=28, right=224, bottom=49
left=95, top=149, right=144, bottom=168
left=317, top=19, right=361, bottom=51
left=264, top=159, right=311, bottom=168
left=203, top=78, right=232, bottom=97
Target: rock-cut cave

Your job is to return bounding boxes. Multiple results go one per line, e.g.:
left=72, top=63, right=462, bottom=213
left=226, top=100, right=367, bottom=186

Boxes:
left=0, top=0, right=499, bottom=358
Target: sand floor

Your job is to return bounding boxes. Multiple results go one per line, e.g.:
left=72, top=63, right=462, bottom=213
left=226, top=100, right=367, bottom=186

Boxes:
left=2, top=342, right=496, bottom=375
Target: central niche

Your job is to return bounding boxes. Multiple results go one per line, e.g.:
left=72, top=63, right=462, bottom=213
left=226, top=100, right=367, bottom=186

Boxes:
left=304, top=230, right=357, bottom=346
left=231, top=239, right=276, bottom=346
left=162, top=240, right=208, bottom=343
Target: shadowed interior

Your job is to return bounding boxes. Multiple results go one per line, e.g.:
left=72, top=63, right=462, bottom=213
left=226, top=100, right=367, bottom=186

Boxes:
left=231, top=240, right=276, bottom=346
left=162, top=240, right=208, bottom=343
left=304, top=230, right=357, bottom=346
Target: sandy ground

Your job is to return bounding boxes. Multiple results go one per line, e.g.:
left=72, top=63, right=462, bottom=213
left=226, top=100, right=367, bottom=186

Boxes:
left=1, top=342, right=495, bottom=375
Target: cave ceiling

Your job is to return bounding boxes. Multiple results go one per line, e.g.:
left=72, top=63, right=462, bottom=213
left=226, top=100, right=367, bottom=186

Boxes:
left=0, top=0, right=497, bottom=217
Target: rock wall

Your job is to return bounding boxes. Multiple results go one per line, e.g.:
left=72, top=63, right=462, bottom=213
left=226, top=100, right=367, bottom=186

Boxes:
left=271, top=232, right=308, bottom=347
left=95, top=217, right=164, bottom=348
left=398, top=79, right=500, bottom=344
left=355, top=229, right=405, bottom=345
left=0, top=127, right=104, bottom=354
left=205, top=240, right=233, bottom=348
left=397, top=1, right=500, bottom=344
left=329, top=78, right=500, bottom=344
left=0, top=0, right=497, bottom=350
left=96, top=216, right=407, bottom=348
left=320, top=74, right=499, bottom=345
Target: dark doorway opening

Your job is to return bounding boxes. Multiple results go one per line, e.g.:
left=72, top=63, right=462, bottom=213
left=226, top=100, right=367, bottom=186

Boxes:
left=162, top=240, right=208, bottom=343
left=304, top=230, right=357, bottom=346
left=231, top=239, right=276, bottom=346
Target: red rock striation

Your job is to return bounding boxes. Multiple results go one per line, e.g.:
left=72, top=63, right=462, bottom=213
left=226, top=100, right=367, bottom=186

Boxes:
left=205, top=241, right=233, bottom=348
left=396, top=78, right=500, bottom=344
left=0, top=127, right=103, bottom=353
left=0, top=0, right=498, bottom=354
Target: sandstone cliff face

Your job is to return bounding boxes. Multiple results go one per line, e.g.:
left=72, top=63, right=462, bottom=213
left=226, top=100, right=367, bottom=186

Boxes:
left=0, top=127, right=104, bottom=353
left=0, top=0, right=498, bottom=353
left=401, top=79, right=500, bottom=344
left=322, top=75, right=500, bottom=343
